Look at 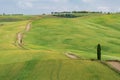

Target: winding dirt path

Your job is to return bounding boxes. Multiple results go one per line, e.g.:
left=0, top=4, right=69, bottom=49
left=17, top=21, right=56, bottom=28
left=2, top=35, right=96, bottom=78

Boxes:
left=25, top=23, right=31, bottom=32
left=65, top=52, right=79, bottom=59
left=16, top=22, right=31, bottom=45
left=15, top=16, right=42, bottom=47
left=17, top=32, right=23, bottom=45
left=65, top=52, right=120, bottom=73
left=106, top=61, right=120, bottom=72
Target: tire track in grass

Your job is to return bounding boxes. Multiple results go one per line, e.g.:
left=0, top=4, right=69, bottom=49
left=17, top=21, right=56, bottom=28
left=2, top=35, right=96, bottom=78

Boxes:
left=50, top=60, right=62, bottom=80
left=15, top=60, right=38, bottom=80
left=57, top=60, right=62, bottom=80
left=50, top=64, right=54, bottom=80
left=50, top=60, right=56, bottom=80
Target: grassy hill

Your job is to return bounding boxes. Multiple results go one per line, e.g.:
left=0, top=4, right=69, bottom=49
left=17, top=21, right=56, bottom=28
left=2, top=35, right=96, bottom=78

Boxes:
left=24, top=14, right=120, bottom=60
left=0, top=21, right=29, bottom=50
left=0, top=15, right=33, bottom=22
left=0, top=59, right=120, bottom=80
left=0, top=14, right=120, bottom=80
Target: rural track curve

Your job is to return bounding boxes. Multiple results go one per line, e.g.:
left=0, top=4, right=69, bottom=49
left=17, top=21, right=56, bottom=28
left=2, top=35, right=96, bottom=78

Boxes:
left=65, top=52, right=80, bottom=59
left=106, top=61, right=120, bottom=72
left=16, top=22, right=32, bottom=46
left=15, top=16, right=42, bottom=47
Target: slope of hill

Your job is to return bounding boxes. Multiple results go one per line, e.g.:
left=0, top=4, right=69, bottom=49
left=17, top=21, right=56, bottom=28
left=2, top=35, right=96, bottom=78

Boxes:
left=0, top=15, right=33, bottom=22
left=0, top=14, right=120, bottom=80
left=0, top=21, right=30, bottom=50
left=0, top=59, right=120, bottom=80
left=24, top=14, right=120, bottom=60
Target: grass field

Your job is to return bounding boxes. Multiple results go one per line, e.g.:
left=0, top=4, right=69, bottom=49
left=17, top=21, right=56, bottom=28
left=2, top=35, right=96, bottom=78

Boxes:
left=0, top=15, right=34, bottom=22
left=0, top=21, right=29, bottom=50
left=24, top=14, right=120, bottom=60
left=0, top=14, right=120, bottom=80
left=0, top=59, right=120, bottom=80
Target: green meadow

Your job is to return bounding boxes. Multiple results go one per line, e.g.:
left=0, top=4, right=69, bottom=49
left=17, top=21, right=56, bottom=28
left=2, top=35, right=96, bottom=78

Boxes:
left=24, top=14, right=120, bottom=60
left=0, top=15, right=33, bottom=22
left=0, top=14, right=120, bottom=80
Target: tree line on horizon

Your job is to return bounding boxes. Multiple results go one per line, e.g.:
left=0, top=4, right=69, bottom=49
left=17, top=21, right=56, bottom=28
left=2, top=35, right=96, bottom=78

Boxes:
left=51, top=11, right=102, bottom=14
left=0, top=13, right=23, bottom=16
left=51, top=11, right=120, bottom=18
left=51, top=11, right=102, bottom=18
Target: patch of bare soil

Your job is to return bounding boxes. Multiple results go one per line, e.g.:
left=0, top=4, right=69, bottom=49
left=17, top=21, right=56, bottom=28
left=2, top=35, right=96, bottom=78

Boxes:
left=16, top=22, right=31, bottom=45
left=106, top=60, right=120, bottom=72
left=17, top=32, right=23, bottom=45
left=65, top=52, right=80, bottom=59
left=25, top=23, right=31, bottom=32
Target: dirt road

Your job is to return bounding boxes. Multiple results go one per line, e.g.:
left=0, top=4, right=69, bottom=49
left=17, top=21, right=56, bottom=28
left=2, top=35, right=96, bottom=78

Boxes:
left=16, top=22, right=31, bottom=45
left=17, top=32, right=23, bottom=45
left=25, top=23, right=31, bottom=32
left=107, top=61, right=120, bottom=72
left=65, top=52, right=79, bottom=59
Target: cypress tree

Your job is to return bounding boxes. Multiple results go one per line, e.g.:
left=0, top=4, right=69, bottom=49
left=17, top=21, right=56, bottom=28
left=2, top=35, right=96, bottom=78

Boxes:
left=97, top=44, right=101, bottom=60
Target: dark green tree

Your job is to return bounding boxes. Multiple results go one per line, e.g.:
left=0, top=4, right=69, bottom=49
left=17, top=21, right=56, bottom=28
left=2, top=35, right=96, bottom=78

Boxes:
left=3, top=13, right=5, bottom=16
left=97, top=44, right=101, bottom=60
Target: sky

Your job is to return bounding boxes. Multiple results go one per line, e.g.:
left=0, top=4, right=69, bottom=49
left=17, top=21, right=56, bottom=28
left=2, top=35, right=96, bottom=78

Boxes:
left=0, top=0, right=120, bottom=14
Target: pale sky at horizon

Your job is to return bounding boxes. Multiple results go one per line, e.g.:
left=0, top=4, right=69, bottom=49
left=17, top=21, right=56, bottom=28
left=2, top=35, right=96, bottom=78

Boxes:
left=0, top=0, right=120, bottom=14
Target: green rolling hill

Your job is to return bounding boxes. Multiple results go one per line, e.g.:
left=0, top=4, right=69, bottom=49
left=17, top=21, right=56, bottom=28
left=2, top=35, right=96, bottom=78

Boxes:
left=24, top=14, right=120, bottom=60
left=0, top=14, right=120, bottom=80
